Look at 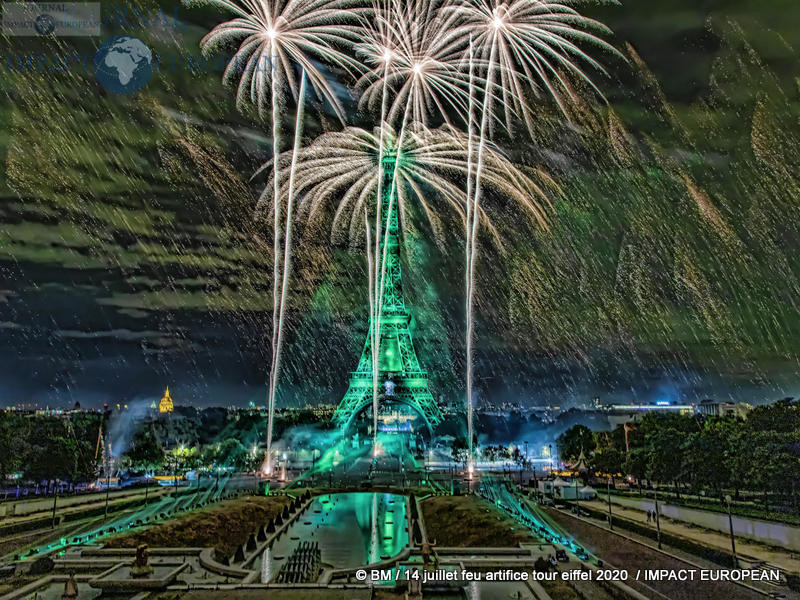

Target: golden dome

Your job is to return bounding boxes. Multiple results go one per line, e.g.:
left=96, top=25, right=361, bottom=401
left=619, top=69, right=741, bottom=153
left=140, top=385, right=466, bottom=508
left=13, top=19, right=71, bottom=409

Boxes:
left=158, top=387, right=174, bottom=413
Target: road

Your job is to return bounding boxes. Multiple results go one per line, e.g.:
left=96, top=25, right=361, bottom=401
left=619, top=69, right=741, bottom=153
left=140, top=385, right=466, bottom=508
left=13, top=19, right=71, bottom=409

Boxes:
left=581, top=498, right=800, bottom=574
left=542, top=506, right=771, bottom=600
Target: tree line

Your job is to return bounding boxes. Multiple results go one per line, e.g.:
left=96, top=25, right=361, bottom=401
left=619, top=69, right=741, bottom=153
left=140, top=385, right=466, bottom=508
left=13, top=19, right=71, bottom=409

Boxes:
left=0, top=407, right=321, bottom=484
left=557, top=399, right=800, bottom=511
left=0, top=412, right=102, bottom=483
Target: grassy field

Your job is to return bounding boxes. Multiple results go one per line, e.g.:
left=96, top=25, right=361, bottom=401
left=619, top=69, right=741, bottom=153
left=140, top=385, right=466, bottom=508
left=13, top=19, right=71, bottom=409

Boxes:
left=104, top=494, right=291, bottom=560
left=420, top=495, right=536, bottom=548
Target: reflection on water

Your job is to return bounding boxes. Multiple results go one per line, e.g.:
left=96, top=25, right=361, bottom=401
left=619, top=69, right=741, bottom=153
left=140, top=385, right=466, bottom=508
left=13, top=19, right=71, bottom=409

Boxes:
left=260, top=492, right=408, bottom=583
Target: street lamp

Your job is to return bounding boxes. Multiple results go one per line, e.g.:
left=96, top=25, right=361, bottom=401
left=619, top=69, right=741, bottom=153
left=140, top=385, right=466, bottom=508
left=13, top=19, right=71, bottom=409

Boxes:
left=606, top=476, right=613, bottom=530
left=524, top=441, right=529, bottom=482
left=103, top=460, right=112, bottom=521
left=653, top=489, right=662, bottom=550
left=51, top=479, right=59, bottom=529
left=173, top=454, right=179, bottom=496
left=725, top=494, right=739, bottom=568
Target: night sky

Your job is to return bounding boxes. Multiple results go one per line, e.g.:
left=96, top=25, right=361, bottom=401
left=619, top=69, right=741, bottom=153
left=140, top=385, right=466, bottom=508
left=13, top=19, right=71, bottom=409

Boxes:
left=2, top=0, right=800, bottom=409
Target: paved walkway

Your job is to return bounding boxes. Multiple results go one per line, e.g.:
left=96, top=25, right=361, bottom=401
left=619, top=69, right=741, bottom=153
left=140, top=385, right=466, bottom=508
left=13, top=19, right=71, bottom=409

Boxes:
left=543, top=507, right=767, bottom=600
left=0, top=487, right=167, bottom=531
left=582, top=499, right=800, bottom=574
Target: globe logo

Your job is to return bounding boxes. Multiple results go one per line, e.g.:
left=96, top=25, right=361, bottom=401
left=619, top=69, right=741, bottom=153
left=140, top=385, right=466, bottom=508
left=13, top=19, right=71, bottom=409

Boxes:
left=94, top=35, right=153, bottom=95
left=34, top=14, right=56, bottom=35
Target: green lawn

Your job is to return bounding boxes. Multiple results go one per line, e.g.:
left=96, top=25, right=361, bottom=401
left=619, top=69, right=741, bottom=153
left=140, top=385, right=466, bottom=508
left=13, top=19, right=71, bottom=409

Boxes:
left=420, top=495, right=536, bottom=548
left=104, top=495, right=291, bottom=560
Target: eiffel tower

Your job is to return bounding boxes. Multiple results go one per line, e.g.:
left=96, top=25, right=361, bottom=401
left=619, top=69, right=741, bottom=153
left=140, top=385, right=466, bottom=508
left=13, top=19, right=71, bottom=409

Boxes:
left=332, top=155, right=443, bottom=432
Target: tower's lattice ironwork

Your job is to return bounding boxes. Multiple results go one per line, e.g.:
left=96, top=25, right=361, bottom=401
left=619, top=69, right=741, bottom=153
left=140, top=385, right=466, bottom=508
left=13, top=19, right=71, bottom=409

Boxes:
left=332, top=156, right=443, bottom=431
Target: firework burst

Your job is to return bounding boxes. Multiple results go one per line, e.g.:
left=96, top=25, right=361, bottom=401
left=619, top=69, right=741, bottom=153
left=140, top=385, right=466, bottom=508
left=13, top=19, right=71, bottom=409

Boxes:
left=256, top=124, right=551, bottom=248
left=448, top=0, right=619, bottom=129
left=356, top=0, right=476, bottom=129
left=191, top=0, right=364, bottom=119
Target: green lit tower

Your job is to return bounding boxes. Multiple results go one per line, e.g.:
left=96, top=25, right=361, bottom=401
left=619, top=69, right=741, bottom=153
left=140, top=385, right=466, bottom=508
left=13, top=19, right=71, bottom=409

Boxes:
left=332, top=155, right=443, bottom=432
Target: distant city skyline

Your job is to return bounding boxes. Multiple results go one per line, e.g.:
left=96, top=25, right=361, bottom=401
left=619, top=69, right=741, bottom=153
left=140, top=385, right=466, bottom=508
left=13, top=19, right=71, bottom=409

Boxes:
left=2, top=360, right=797, bottom=411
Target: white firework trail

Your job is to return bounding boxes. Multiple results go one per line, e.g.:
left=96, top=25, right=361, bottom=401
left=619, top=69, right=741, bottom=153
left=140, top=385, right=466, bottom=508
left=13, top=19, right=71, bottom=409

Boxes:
left=191, top=0, right=364, bottom=118
left=356, top=0, right=482, bottom=451
left=364, top=206, right=378, bottom=450
left=447, top=0, right=619, bottom=130
left=269, top=71, right=307, bottom=470
left=465, top=34, right=477, bottom=468
left=370, top=100, right=412, bottom=454
left=190, top=0, right=363, bottom=473
left=446, top=0, right=618, bottom=466
left=366, top=2, right=392, bottom=449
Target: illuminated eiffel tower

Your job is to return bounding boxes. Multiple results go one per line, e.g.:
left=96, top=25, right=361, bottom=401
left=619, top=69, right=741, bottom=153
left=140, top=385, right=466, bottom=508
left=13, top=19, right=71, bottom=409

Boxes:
left=332, top=155, right=443, bottom=432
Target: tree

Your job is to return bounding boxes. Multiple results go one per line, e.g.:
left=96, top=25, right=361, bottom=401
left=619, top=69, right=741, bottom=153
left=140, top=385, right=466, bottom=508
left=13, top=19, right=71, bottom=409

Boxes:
left=646, top=427, right=685, bottom=490
left=208, top=438, right=246, bottom=469
left=624, top=447, right=648, bottom=488
left=24, top=417, right=80, bottom=482
left=746, top=431, right=786, bottom=512
left=593, top=431, right=625, bottom=478
left=557, top=425, right=596, bottom=464
left=726, top=428, right=751, bottom=500
left=683, top=417, right=739, bottom=496
left=126, top=425, right=165, bottom=472
left=241, top=450, right=266, bottom=473
left=0, top=413, right=30, bottom=481
left=450, top=436, right=469, bottom=468
left=550, top=405, right=800, bottom=513
left=633, top=413, right=700, bottom=493
left=69, top=413, right=103, bottom=481
left=482, top=445, right=498, bottom=462
left=512, top=446, right=524, bottom=467
left=746, top=400, right=800, bottom=434
left=170, top=445, right=200, bottom=471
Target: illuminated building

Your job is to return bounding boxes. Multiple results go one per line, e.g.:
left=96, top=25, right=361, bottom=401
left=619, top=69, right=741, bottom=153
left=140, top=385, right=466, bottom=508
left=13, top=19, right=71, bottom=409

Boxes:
left=158, top=386, right=174, bottom=413
left=696, top=399, right=754, bottom=418
left=604, top=401, right=694, bottom=428
left=332, top=156, right=443, bottom=433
